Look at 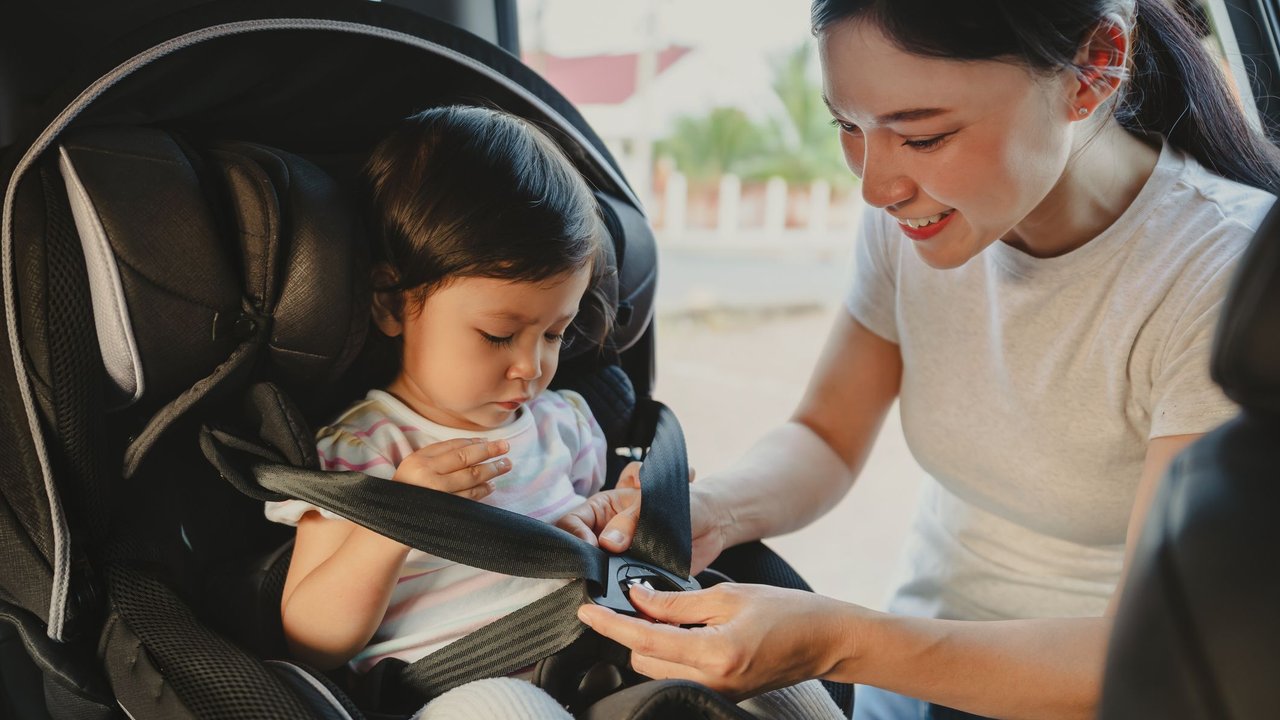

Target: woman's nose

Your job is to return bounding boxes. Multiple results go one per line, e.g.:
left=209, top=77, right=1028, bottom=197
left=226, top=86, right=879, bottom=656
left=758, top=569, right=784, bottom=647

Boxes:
left=859, top=143, right=914, bottom=210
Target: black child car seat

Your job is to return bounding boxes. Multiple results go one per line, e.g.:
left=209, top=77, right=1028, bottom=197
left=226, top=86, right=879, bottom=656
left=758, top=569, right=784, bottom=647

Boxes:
left=0, top=2, right=853, bottom=718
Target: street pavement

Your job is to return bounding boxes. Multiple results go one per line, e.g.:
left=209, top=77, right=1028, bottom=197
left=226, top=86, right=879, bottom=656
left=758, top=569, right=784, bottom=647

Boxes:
left=651, top=243, right=923, bottom=610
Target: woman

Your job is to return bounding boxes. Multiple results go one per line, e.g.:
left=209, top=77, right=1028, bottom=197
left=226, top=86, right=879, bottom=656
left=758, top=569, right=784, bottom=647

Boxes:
left=557, top=1, right=1280, bottom=718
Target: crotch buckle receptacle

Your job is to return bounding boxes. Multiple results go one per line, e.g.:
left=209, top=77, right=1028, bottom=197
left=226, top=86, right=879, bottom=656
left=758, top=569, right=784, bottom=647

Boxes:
left=589, top=554, right=700, bottom=618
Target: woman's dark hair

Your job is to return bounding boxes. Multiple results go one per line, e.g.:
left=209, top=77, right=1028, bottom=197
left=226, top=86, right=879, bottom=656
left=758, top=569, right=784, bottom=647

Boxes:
left=359, top=105, right=613, bottom=383
left=811, top=0, right=1280, bottom=192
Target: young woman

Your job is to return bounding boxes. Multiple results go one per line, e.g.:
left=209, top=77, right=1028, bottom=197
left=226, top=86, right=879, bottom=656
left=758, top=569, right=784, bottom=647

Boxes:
left=559, top=1, right=1280, bottom=718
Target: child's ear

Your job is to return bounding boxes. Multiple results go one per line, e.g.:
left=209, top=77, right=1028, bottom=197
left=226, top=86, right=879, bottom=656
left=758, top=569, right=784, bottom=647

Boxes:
left=370, top=264, right=404, bottom=337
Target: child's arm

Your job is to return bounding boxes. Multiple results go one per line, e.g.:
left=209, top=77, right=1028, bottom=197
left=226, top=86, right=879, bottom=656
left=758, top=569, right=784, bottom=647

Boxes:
left=280, top=437, right=512, bottom=670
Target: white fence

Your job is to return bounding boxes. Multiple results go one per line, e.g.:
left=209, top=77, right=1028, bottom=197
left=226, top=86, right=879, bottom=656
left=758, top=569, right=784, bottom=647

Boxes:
left=651, top=171, right=864, bottom=251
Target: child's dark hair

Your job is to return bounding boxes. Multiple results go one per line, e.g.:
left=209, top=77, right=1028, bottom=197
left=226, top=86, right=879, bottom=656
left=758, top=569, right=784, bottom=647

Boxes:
left=810, top=0, right=1280, bottom=193
left=362, top=105, right=613, bottom=374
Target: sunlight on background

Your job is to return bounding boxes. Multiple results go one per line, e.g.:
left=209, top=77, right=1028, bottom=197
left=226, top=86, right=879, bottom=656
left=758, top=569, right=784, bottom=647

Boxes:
left=518, top=0, right=923, bottom=609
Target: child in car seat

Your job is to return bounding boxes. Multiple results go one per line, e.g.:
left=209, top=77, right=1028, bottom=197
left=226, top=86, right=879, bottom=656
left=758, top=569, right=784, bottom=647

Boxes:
left=263, top=102, right=616, bottom=700
left=265, top=105, right=843, bottom=720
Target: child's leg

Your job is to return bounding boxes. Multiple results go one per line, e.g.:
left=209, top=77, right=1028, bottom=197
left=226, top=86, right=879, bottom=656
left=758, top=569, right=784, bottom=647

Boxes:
left=737, top=680, right=849, bottom=719
left=411, top=678, right=572, bottom=720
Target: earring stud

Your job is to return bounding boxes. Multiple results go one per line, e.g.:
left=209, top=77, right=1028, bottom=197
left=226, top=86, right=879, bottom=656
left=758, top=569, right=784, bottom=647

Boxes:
left=1077, top=107, right=1090, bottom=117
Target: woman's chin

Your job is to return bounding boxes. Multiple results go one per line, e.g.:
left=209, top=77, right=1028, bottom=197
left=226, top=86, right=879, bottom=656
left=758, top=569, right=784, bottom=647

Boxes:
left=911, top=240, right=980, bottom=270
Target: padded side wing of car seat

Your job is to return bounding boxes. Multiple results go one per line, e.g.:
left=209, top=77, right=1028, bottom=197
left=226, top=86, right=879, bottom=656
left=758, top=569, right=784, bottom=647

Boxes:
left=1100, top=415, right=1280, bottom=719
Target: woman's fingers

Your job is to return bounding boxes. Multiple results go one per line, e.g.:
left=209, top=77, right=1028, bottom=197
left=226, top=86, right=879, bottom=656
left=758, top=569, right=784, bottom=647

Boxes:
left=627, top=586, right=722, bottom=625
left=577, top=602, right=703, bottom=665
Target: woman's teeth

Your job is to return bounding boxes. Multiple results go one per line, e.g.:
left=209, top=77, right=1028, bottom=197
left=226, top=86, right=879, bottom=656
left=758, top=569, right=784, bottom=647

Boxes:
left=900, top=210, right=953, bottom=228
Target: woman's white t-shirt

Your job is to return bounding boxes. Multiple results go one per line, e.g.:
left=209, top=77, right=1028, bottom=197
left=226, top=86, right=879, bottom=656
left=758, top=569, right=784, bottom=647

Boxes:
left=845, top=142, right=1275, bottom=620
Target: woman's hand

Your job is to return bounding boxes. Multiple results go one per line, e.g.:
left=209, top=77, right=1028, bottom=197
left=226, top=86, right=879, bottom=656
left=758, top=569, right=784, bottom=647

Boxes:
left=392, top=437, right=511, bottom=499
left=576, top=582, right=861, bottom=699
left=556, top=462, right=727, bottom=574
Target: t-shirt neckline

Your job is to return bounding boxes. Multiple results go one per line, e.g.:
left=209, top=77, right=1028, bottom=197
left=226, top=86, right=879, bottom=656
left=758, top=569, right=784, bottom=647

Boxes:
left=987, top=139, right=1184, bottom=280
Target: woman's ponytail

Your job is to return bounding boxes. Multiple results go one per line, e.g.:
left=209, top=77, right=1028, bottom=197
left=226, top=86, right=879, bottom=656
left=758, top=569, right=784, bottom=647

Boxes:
left=1119, top=0, right=1280, bottom=192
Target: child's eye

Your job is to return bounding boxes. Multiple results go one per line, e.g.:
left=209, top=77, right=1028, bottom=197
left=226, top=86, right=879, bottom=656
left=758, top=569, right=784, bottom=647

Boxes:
left=480, top=331, right=514, bottom=347
left=901, top=132, right=953, bottom=151
left=544, top=332, right=574, bottom=349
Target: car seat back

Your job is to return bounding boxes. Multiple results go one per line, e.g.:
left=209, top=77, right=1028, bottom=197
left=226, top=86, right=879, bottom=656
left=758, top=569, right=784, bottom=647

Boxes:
left=1, top=5, right=659, bottom=717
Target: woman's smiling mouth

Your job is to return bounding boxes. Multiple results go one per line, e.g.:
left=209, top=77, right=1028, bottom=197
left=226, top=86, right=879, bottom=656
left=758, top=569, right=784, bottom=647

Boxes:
left=897, top=209, right=956, bottom=240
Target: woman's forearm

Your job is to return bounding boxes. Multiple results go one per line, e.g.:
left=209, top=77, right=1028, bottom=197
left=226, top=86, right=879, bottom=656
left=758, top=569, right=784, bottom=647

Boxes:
left=699, top=420, right=859, bottom=548
left=833, top=607, right=1111, bottom=720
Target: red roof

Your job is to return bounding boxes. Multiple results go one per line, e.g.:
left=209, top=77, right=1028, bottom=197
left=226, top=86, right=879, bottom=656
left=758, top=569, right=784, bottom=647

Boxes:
left=523, top=46, right=691, bottom=105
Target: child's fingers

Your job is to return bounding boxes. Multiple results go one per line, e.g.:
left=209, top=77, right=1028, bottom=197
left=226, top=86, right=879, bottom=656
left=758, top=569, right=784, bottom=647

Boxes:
left=425, top=438, right=510, bottom=474
left=433, top=457, right=512, bottom=494
left=554, top=512, right=599, bottom=547
left=618, top=461, right=642, bottom=489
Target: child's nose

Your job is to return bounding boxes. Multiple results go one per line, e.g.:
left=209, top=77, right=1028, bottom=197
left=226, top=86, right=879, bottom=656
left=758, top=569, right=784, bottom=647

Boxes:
left=507, top=346, right=542, bottom=381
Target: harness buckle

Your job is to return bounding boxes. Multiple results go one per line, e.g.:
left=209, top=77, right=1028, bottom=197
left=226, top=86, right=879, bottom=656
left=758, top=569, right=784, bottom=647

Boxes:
left=588, top=554, right=700, bottom=618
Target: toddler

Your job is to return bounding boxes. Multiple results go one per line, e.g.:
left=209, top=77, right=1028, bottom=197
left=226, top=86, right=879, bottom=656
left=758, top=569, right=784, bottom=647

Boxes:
left=266, top=103, right=617, bottom=687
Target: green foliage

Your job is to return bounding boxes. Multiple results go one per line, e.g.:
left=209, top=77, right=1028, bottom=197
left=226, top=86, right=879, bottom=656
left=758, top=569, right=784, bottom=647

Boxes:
left=654, top=107, right=768, bottom=183
left=656, top=41, right=855, bottom=188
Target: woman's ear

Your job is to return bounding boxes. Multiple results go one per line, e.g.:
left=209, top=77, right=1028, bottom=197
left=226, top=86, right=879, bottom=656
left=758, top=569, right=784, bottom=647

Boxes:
left=1068, top=15, right=1130, bottom=119
left=370, top=264, right=404, bottom=337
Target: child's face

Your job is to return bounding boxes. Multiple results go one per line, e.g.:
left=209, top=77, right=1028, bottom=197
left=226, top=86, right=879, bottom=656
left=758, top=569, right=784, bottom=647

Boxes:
left=377, top=267, right=592, bottom=431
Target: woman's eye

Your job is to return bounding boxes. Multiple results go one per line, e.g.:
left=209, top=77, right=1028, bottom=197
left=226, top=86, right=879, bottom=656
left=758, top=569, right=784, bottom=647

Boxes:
left=480, top=331, right=514, bottom=347
left=829, top=118, right=860, bottom=134
left=901, top=133, right=952, bottom=150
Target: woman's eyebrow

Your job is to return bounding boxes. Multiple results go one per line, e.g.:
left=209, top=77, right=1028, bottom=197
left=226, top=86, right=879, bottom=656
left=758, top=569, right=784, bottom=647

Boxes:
left=875, top=107, right=950, bottom=124
left=821, top=94, right=951, bottom=125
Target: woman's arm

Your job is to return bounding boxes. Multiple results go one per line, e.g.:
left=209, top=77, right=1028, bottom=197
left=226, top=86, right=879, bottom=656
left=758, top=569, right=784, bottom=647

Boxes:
left=579, top=433, right=1202, bottom=719
left=559, top=312, right=902, bottom=565
left=707, top=311, right=902, bottom=546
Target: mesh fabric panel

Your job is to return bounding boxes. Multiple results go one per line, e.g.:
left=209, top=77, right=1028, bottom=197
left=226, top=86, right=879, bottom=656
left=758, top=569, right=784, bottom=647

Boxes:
left=105, top=564, right=314, bottom=719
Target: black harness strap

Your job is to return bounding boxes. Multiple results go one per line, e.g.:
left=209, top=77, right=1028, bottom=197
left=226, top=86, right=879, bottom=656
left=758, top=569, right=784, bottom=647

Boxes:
left=202, top=428, right=610, bottom=586
left=393, top=580, right=591, bottom=699
left=199, top=389, right=697, bottom=709
left=629, top=401, right=691, bottom=578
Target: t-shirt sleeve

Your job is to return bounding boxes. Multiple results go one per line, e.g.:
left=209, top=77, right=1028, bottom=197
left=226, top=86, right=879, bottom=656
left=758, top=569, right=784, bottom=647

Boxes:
left=555, top=389, right=607, bottom=496
left=844, top=205, right=900, bottom=343
left=263, top=429, right=396, bottom=526
left=1148, top=259, right=1240, bottom=439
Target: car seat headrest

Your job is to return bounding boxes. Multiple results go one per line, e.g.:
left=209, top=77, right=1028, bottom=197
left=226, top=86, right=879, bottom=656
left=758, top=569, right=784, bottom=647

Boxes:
left=57, top=127, right=367, bottom=475
left=589, top=192, right=656, bottom=356
left=1211, top=198, right=1280, bottom=417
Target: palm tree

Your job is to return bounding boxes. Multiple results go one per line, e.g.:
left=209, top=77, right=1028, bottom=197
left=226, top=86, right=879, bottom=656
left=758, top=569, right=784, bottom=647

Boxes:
left=655, top=42, right=853, bottom=188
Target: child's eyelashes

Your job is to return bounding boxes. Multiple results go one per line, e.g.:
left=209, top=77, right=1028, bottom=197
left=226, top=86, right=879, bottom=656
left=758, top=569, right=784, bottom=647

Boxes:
left=480, top=331, right=514, bottom=347
left=479, top=330, right=574, bottom=347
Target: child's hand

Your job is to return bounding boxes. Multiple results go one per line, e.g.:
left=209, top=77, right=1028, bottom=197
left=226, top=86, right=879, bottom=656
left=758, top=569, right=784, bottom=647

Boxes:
left=392, top=438, right=511, bottom=500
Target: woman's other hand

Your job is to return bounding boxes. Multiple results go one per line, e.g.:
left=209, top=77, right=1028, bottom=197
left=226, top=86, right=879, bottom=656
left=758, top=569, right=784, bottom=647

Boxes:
left=392, top=437, right=511, bottom=499
left=576, top=582, right=861, bottom=699
left=556, top=461, right=726, bottom=573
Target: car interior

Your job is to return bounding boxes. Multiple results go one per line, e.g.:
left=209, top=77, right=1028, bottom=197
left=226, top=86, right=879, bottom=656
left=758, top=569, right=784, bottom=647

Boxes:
left=1, top=1, right=1277, bottom=719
